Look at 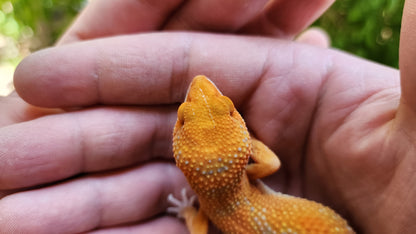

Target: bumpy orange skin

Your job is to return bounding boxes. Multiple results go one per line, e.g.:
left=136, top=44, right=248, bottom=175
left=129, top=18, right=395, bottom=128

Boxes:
left=172, top=75, right=355, bottom=233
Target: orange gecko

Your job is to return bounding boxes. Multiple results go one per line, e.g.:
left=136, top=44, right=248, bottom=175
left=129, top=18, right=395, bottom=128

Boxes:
left=168, top=75, right=355, bottom=234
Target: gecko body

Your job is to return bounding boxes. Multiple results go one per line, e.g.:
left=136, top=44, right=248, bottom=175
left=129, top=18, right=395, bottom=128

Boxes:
left=169, top=75, right=354, bottom=234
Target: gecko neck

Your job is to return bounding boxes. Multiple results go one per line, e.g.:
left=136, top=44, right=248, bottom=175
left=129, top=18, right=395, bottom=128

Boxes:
left=197, top=173, right=259, bottom=218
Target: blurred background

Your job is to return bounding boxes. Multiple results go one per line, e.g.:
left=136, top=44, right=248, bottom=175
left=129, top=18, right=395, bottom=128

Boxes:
left=0, top=0, right=405, bottom=96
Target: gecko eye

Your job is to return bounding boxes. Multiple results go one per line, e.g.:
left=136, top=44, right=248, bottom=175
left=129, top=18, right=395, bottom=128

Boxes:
left=221, top=96, right=235, bottom=115
left=177, top=103, right=186, bottom=125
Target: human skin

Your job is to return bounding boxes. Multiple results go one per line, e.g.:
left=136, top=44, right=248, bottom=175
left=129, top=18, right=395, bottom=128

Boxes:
left=1, top=0, right=416, bottom=233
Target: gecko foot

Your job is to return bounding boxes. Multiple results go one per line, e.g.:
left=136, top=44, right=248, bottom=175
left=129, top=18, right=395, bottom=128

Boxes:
left=167, top=188, right=197, bottom=219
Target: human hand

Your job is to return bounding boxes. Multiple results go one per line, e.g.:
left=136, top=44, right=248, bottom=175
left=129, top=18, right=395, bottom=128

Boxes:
left=5, top=22, right=413, bottom=234
left=0, top=1, right=335, bottom=233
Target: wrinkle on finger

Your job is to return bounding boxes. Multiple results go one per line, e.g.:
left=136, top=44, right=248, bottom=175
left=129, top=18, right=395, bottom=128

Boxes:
left=14, top=42, right=101, bottom=107
left=15, top=34, right=193, bottom=108
left=0, top=106, right=177, bottom=190
left=15, top=33, right=271, bottom=108
left=0, top=163, right=188, bottom=233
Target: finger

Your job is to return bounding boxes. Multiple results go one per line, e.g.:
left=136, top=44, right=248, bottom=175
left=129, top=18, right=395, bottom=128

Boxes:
left=13, top=32, right=398, bottom=170
left=399, top=0, right=416, bottom=111
left=242, top=0, right=334, bottom=37
left=15, top=33, right=286, bottom=107
left=0, top=106, right=176, bottom=190
left=296, top=27, right=331, bottom=48
left=0, top=163, right=188, bottom=233
left=0, top=95, right=63, bottom=127
left=58, top=0, right=183, bottom=44
left=164, top=0, right=268, bottom=32
left=89, top=217, right=187, bottom=234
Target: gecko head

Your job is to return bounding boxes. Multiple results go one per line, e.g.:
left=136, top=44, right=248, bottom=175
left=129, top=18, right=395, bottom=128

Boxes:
left=177, top=75, right=240, bottom=133
left=179, top=75, right=234, bottom=126
left=174, top=75, right=245, bottom=145
left=172, top=75, right=251, bottom=194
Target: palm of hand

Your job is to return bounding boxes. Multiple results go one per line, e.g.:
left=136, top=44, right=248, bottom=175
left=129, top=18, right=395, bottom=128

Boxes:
left=242, top=51, right=408, bottom=233
left=6, top=35, right=408, bottom=234
left=3, top=1, right=416, bottom=232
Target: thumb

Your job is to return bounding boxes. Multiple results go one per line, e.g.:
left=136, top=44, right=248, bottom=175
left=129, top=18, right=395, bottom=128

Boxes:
left=399, top=0, right=416, bottom=110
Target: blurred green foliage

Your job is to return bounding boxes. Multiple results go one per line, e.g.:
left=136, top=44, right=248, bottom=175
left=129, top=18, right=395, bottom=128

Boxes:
left=315, top=0, right=404, bottom=68
left=0, top=0, right=406, bottom=68
left=0, top=0, right=85, bottom=65
left=11, top=0, right=85, bottom=44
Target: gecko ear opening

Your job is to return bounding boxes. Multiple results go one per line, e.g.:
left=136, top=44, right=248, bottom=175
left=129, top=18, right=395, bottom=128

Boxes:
left=177, top=103, right=186, bottom=125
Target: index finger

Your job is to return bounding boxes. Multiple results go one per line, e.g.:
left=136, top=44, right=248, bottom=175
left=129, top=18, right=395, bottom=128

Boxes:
left=15, top=33, right=275, bottom=108
left=59, top=0, right=332, bottom=45
left=58, top=0, right=270, bottom=45
left=58, top=0, right=183, bottom=44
